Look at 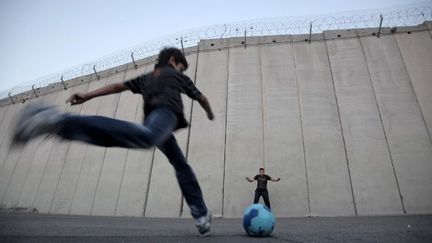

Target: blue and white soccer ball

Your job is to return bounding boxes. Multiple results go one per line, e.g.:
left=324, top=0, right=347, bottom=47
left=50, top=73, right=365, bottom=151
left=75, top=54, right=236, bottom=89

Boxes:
left=242, top=203, right=275, bottom=237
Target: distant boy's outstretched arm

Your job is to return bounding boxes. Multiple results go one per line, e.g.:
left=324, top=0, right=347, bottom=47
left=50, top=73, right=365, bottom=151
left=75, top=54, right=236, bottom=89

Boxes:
left=196, top=94, right=214, bottom=120
left=246, top=177, right=255, bottom=182
left=270, top=177, right=281, bottom=182
left=66, top=82, right=127, bottom=105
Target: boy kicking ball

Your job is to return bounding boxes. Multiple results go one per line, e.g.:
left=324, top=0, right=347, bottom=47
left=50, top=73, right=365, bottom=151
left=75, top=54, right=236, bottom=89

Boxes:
left=12, top=47, right=214, bottom=236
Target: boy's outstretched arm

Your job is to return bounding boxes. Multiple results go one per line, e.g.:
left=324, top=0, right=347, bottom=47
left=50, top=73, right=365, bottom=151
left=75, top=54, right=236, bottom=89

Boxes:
left=196, top=94, right=214, bottom=120
left=66, top=82, right=127, bottom=105
left=246, top=177, right=255, bottom=182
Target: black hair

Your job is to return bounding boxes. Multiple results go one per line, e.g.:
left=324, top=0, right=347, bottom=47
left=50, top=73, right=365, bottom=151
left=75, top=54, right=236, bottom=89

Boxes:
left=155, top=47, right=188, bottom=70
left=259, top=168, right=265, bottom=171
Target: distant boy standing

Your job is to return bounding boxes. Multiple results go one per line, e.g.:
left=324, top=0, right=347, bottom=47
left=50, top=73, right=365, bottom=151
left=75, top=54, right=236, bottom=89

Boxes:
left=246, top=168, right=280, bottom=209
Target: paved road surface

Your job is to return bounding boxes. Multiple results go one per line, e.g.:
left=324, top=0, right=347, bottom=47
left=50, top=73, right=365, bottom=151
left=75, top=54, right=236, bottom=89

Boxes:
left=1, top=212, right=431, bottom=242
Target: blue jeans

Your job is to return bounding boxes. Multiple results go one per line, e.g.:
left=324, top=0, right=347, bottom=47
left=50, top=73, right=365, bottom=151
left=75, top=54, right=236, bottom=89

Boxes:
left=57, top=107, right=208, bottom=219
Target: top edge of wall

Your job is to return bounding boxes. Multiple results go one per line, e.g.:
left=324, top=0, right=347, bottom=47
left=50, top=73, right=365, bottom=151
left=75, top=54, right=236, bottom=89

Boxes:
left=1, top=21, right=430, bottom=108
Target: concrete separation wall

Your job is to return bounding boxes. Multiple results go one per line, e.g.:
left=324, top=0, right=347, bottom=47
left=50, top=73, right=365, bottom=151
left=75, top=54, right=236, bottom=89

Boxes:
left=0, top=22, right=431, bottom=218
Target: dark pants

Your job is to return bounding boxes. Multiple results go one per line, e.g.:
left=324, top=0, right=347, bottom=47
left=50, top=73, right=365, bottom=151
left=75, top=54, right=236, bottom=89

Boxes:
left=57, top=107, right=207, bottom=219
left=254, top=189, right=271, bottom=209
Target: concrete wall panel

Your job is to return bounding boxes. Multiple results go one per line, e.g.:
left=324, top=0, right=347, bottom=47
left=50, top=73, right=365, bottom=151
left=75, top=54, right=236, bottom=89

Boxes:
left=115, top=64, right=155, bottom=217
left=92, top=64, right=148, bottom=216
left=32, top=83, right=90, bottom=213
left=326, top=37, right=403, bottom=215
left=293, top=41, right=355, bottom=216
left=261, top=43, right=309, bottom=217
left=0, top=104, right=23, bottom=172
left=361, top=34, right=432, bottom=214
left=224, top=46, right=264, bottom=217
left=183, top=49, right=228, bottom=217
left=69, top=72, right=125, bottom=215
left=1, top=90, right=63, bottom=209
left=49, top=77, right=106, bottom=214
left=395, top=31, right=432, bottom=141
left=0, top=100, right=32, bottom=207
left=0, top=106, right=7, bottom=131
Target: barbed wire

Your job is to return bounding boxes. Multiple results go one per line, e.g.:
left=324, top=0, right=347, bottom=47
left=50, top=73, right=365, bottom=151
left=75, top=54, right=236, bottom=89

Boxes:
left=1, top=3, right=431, bottom=100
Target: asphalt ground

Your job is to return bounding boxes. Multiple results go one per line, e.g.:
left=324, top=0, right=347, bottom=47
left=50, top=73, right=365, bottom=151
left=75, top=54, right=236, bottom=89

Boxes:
left=0, top=212, right=431, bottom=242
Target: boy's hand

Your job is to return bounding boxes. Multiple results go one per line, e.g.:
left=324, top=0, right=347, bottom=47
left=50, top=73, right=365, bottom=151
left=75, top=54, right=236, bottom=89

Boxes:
left=67, top=93, right=89, bottom=105
left=207, top=112, right=214, bottom=121
left=277, top=178, right=281, bottom=181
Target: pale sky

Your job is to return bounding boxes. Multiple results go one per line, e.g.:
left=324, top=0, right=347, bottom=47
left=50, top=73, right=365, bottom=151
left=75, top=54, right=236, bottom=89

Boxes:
left=0, top=0, right=429, bottom=94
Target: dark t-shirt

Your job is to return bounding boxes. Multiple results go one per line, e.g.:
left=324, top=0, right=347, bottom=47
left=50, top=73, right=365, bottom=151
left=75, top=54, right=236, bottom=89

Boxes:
left=254, top=174, right=272, bottom=190
left=124, top=65, right=202, bottom=130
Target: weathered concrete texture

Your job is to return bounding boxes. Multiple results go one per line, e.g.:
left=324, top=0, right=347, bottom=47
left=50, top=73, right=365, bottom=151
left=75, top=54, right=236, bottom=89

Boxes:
left=68, top=72, right=125, bottom=215
left=0, top=92, right=57, bottom=209
left=0, top=101, right=29, bottom=207
left=49, top=80, right=102, bottom=214
left=361, top=34, right=432, bottom=214
left=91, top=75, right=141, bottom=216
left=224, top=45, right=264, bottom=218
left=261, top=42, right=309, bottom=217
left=293, top=41, right=355, bottom=216
left=3, top=86, right=77, bottom=210
left=0, top=103, right=25, bottom=179
left=115, top=64, right=154, bottom=217
left=31, top=84, right=88, bottom=214
left=144, top=54, right=198, bottom=217
left=395, top=31, right=432, bottom=142
left=184, top=48, right=228, bottom=217
left=326, top=36, right=403, bottom=215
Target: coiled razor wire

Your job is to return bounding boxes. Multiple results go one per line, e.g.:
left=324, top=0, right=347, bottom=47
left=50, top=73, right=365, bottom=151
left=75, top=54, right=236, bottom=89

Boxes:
left=1, top=3, right=431, bottom=99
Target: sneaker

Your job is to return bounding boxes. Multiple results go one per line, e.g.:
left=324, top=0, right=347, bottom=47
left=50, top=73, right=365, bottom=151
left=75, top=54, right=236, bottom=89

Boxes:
left=195, top=210, right=212, bottom=237
left=11, top=103, right=63, bottom=146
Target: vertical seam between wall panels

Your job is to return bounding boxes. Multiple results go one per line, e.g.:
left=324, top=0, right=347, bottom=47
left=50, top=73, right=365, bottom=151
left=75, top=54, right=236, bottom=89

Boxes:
left=114, top=149, right=129, bottom=216
left=324, top=39, right=358, bottom=216
left=292, top=43, right=311, bottom=216
left=68, top=134, right=90, bottom=213
left=49, top=82, right=90, bottom=213
left=0, top=141, right=23, bottom=204
left=395, top=33, right=432, bottom=145
left=143, top=148, right=156, bottom=217
left=259, top=43, right=266, bottom=169
left=180, top=45, right=200, bottom=217
left=358, top=35, right=406, bottom=214
left=222, top=45, right=230, bottom=217
left=90, top=71, right=126, bottom=215
left=114, top=87, right=141, bottom=216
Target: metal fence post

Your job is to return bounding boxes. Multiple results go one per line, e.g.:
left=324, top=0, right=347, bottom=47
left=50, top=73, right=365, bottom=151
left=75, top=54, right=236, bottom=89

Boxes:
left=93, top=65, right=100, bottom=80
left=8, top=92, right=15, bottom=104
left=309, top=22, right=312, bottom=44
left=131, top=52, right=138, bottom=69
left=377, top=14, right=383, bottom=38
left=60, top=75, right=67, bottom=90
left=180, top=37, right=185, bottom=54
left=244, top=29, right=247, bottom=48
left=31, top=84, right=39, bottom=98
